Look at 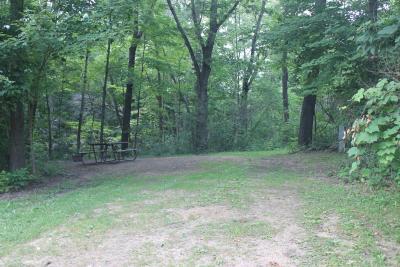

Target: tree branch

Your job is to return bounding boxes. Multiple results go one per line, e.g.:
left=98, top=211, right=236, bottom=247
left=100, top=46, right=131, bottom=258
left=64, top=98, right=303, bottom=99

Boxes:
left=190, top=0, right=205, bottom=48
left=217, top=0, right=242, bottom=28
left=166, top=0, right=201, bottom=76
left=244, top=0, right=266, bottom=86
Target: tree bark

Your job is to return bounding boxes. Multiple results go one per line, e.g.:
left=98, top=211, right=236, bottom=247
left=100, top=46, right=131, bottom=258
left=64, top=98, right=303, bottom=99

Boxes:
left=121, top=7, right=142, bottom=148
left=77, top=48, right=90, bottom=153
left=8, top=0, right=25, bottom=171
left=298, top=95, right=317, bottom=146
left=133, top=39, right=146, bottom=150
left=156, top=69, right=164, bottom=143
left=282, top=49, right=289, bottom=123
left=45, top=87, right=53, bottom=159
left=9, top=102, right=25, bottom=171
left=27, top=96, right=38, bottom=173
left=195, top=69, right=211, bottom=151
left=100, top=38, right=112, bottom=145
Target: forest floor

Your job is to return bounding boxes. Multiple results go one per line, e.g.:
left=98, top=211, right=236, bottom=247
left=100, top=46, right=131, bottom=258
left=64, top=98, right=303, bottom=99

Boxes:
left=1, top=150, right=400, bottom=266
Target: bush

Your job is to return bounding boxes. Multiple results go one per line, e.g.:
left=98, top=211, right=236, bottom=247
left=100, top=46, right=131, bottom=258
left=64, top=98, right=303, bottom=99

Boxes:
left=347, top=79, right=400, bottom=186
left=0, top=169, right=35, bottom=193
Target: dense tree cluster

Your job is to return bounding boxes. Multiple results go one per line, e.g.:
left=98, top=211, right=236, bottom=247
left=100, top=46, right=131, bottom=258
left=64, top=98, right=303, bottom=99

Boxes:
left=0, top=0, right=399, bottom=184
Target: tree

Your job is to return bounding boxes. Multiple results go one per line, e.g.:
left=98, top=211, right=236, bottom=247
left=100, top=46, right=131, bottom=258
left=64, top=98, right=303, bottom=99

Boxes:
left=298, top=0, right=326, bottom=147
left=166, top=0, right=241, bottom=152
left=239, top=0, right=267, bottom=139
left=121, top=4, right=143, bottom=148
left=8, top=0, right=26, bottom=171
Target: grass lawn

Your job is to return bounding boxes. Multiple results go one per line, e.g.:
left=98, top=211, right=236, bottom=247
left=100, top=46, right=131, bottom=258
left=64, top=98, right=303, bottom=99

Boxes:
left=0, top=151, right=399, bottom=266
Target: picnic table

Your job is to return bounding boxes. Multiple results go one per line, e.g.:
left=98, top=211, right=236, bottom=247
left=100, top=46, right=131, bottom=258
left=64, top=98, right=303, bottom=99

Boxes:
left=73, top=142, right=137, bottom=164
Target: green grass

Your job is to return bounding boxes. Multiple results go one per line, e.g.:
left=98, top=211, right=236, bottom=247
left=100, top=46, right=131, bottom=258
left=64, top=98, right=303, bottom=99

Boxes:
left=299, top=179, right=400, bottom=266
left=0, top=151, right=399, bottom=266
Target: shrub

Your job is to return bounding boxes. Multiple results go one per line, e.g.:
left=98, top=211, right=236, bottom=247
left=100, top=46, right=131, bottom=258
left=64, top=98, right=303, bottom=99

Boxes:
left=0, top=169, right=35, bottom=193
left=347, top=79, right=400, bottom=186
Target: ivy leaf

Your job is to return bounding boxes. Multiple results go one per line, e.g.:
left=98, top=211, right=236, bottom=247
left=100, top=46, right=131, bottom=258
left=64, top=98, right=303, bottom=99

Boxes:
left=365, top=121, right=380, bottom=133
left=378, top=24, right=399, bottom=38
left=355, top=132, right=379, bottom=145
left=352, top=89, right=365, bottom=102
left=347, top=147, right=359, bottom=158
left=383, top=126, right=400, bottom=139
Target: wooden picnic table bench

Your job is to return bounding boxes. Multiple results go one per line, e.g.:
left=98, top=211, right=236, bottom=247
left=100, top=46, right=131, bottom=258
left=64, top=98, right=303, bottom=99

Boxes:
left=73, top=142, right=137, bottom=164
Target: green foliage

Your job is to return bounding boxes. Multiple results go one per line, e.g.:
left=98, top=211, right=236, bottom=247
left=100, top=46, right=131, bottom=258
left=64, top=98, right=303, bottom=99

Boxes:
left=0, top=169, right=34, bottom=193
left=348, top=79, right=400, bottom=186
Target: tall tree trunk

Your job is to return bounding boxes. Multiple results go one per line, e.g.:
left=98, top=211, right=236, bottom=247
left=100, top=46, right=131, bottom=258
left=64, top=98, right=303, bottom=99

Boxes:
left=8, top=0, right=25, bottom=171
left=166, top=0, right=241, bottom=152
left=27, top=96, right=38, bottom=173
left=9, top=102, right=25, bottom=171
left=27, top=56, right=48, bottom=173
left=121, top=7, right=142, bottom=149
left=121, top=43, right=138, bottom=148
left=238, top=0, right=266, bottom=146
left=282, top=49, right=289, bottom=123
left=298, top=95, right=317, bottom=146
left=156, top=69, right=164, bottom=143
left=194, top=65, right=211, bottom=152
left=45, top=87, right=53, bottom=159
left=239, top=84, right=249, bottom=135
left=77, top=48, right=90, bottom=153
left=298, top=0, right=326, bottom=147
left=100, top=38, right=112, bottom=144
left=133, top=37, right=146, bottom=150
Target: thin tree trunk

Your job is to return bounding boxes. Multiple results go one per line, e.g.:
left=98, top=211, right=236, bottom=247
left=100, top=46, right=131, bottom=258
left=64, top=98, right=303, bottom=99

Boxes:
left=57, top=65, right=65, bottom=140
left=133, top=37, right=146, bottom=149
left=27, top=97, right=38, bottom=173
left=282, top=49, right=289, bottom=123
left=45, top=87, right=53, bottom=159
left=29, top=51, right=50, bottom=173
left=156, top=69, right=164, bottom=143
left=239, top=86, right=249, bottom=135
left=100, top=38, right=112, bottom=145
left=233, top=10, right=241, bottom=146
left=77, top=48, right=90, bottom=153
left=239, top=0, right=266, bottom=142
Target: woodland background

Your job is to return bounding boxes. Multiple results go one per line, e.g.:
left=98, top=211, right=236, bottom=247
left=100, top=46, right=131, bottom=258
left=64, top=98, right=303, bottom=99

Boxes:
left=0, top=0, right=399, bottom=189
